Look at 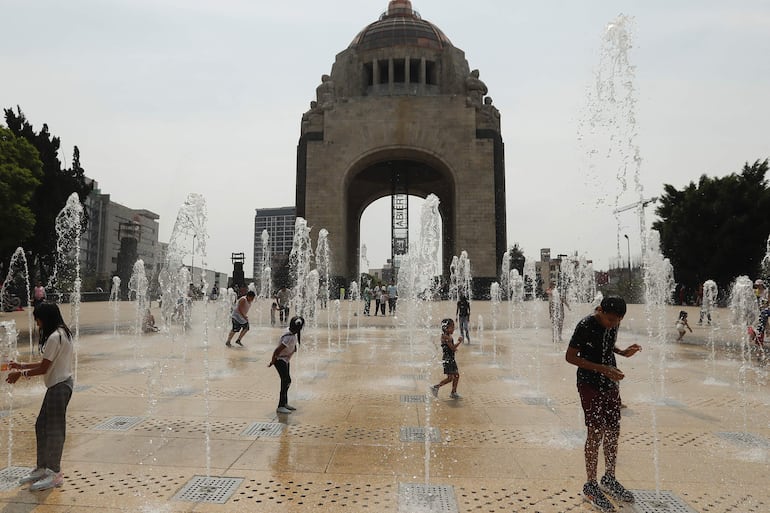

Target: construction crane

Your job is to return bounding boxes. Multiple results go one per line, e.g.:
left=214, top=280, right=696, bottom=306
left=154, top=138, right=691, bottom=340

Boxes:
left=613, top=197, right=658, bottom=257
left=612, top=197, right=658, bottom=214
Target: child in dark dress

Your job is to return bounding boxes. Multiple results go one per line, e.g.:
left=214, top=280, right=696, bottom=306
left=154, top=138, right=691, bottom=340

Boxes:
left=430, top=318, right=463, bottom=399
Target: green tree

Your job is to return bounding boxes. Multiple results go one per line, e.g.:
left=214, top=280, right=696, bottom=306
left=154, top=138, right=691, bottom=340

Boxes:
left=652, top=159, right=770, bottom=295
left=3, top=107, right=93, bottom=282
left=0, top=126, right=44, bottom=262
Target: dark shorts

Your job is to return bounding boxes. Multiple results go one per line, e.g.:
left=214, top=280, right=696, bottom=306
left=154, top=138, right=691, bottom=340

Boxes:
left=577, top=383, right=621, bottom=430
left=443, top=361, right=459, bottom=375
left=231, top=319, right=249, bottom=332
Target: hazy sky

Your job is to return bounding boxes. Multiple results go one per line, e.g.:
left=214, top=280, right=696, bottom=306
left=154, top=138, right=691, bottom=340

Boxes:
left=3, top=0, right=769, bottom=277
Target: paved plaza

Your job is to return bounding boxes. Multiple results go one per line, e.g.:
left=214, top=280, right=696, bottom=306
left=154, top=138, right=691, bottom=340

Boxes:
left=0, top=299, right=767, bottom=512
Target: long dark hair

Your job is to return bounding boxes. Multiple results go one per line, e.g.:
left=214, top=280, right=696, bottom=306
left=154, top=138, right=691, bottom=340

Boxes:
left=33, top=303, right=71, bottom=348
left=289, top=316, right=305, bottom=345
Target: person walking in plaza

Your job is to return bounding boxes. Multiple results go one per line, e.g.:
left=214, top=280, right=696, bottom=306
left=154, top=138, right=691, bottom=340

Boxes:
left=456, top=294, right=471, bottom=344
left=6, top=303, right=74, bottom=491
left=268, top=316, right=305, bottom=414
left=430, top=318, right=464, bottom=399
left=565, top=296, right=641, bottom=513
left=226, top=290, right=255, bottom=347
left=675, top=310, right=693, bottom=342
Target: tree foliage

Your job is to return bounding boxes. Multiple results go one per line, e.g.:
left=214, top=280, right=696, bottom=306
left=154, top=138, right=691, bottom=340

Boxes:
left=652, top=159, right=770, bottom=294
left=0, top=126, right=43, bottom=262
left=3, top=107, right=93, bottom=282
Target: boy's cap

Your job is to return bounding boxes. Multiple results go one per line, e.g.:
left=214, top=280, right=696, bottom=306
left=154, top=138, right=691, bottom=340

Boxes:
left=754, top=279, right=765, bottom=288
left=600, top=296, right=627, bottom=316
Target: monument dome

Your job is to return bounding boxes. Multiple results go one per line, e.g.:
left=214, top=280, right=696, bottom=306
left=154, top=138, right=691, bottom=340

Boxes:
left=349, top=0, right=452, bottom=51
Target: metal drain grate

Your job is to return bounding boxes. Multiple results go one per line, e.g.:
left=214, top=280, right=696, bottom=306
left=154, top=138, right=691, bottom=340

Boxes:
left=163, top=387, right=197, bottom=396
left=93, top=416, right=145, bottom=431
left=0, top=466, right=34, bottom=492
left=400, top=427, right=441, bottom=442
left=631, top=490, right=698, bottom=513
left=399, top=483, right=458, bottom=513
left=401, top=394, right=428, bottom=403
left=717, top=431, right=770, bottom=448
left=173, top=475, right=243, bottom=504
left=74, top=384, right=92, bottom=392
left=241, top=422, right=284, bottom=437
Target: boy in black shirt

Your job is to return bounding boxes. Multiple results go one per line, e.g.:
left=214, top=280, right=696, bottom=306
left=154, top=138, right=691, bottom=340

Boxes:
left=565, top=296, right=641, bottom=513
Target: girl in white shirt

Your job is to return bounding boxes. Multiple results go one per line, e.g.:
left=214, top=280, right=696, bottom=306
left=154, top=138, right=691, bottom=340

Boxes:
left=7, top=303, right=74, bottom=491
left=269, top=316, right=304, bottom=414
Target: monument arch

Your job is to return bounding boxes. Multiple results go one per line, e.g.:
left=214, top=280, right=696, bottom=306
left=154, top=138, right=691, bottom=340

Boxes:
left=297, top=0, right=506, bottom=295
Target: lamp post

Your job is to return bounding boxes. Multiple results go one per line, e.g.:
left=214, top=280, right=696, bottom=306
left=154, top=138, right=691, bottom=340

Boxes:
left=191, top=234, right=196, bottom=292
left=623, top=234, right=631, bottom=274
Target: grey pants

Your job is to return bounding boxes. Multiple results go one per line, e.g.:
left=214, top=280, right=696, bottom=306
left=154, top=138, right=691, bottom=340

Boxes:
left=36, top=378, right=73, bottom=473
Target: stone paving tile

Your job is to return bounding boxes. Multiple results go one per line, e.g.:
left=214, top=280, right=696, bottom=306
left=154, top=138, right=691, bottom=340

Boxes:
left=0, top=300, right=767, bottom=512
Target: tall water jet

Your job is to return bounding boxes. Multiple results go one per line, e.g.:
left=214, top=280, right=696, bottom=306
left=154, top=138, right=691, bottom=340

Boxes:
left=580, top=15, right=649, bottom=261
left=52, top=192, right=84, bottom=369
left=158, top=193, right=208, bottom=333
left=128, top=259, right=149, bottom=334
left=290, top=218, right=314, bottom=319
left=259, top=229, right=271, bottom=298
left=315, top=228, right=332, bottom=312
left=1, top=247, right=33, bottom=350
left=500, top=250, right=511, bottom=301
left=509, top=269, right=525, bottom=330
left=728, top=276, right=759, bottom=435
left=456, top=251, right=472, bottom=300
left=110, top=276, right=121, bottom=335
left=642, top=230, right=675, bottom=494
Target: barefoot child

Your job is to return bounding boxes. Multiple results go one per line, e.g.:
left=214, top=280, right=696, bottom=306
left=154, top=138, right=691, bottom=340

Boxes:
left=430, top=318, right=463, bottom=399
left=675, top=310, right=692, bottom=342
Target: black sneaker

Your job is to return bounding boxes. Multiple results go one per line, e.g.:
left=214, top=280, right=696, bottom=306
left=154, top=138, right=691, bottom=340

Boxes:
left=235, top=340, right=244, bottom=347
left=583, top=481, right=616, bottom=513
left=225, top=342, right=232, bottom=348
left=600, top=475, right=635, bottom=502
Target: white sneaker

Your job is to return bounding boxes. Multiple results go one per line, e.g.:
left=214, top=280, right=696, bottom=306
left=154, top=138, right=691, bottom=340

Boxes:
left=276, top=406, right=292, bottom=414
left=29, top=469, right=63, bottom=491
left=19, top=468, right=47, bottom=485
left=450, top=392, right=461, bottom=399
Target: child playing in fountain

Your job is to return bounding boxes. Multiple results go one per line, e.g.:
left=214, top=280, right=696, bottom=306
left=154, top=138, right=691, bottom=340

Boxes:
left=565, top=296, right=641, bottom=513
left=430, top=318, right=463, bottom=399
left=270, top=302, right=279, bottom=326
left=675, top=310, right=692, bottom=341
left=268, top=316, right=305, bottom=414
left=6, top=303, right=74, bottom=491
left=226, top=290, right=255, bottom=347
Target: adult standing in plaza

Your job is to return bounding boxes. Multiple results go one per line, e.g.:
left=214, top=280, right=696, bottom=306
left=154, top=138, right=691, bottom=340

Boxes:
left=226, top=290, right=255, bottom=347
left=373, top=284, right=382, bottom=316
left=456, top=294, right=471, bottom=344
left=276, top=286, right=291, bottom=326
left=362, top=284, right=372, bottom=316
left=33, top=281, right=46, bottom=306
left=565, top=296, right=641, bottom=512
left=380, top=285, right=389, bottom=316
left=387, top=281, right=398, bottom=315
left=7, top=303, right=74, bottom=491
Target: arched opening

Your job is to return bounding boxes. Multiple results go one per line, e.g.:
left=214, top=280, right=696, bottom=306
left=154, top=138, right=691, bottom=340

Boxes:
left=343, top=153, right=455, bottom=287
left=359, top=195, right=444, bottom=282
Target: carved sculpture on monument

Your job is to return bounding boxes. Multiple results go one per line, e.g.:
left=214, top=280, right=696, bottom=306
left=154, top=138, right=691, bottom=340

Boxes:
left=316, top=74, right=336, bottom=111
left=465, top=69, right=488, bottom=108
